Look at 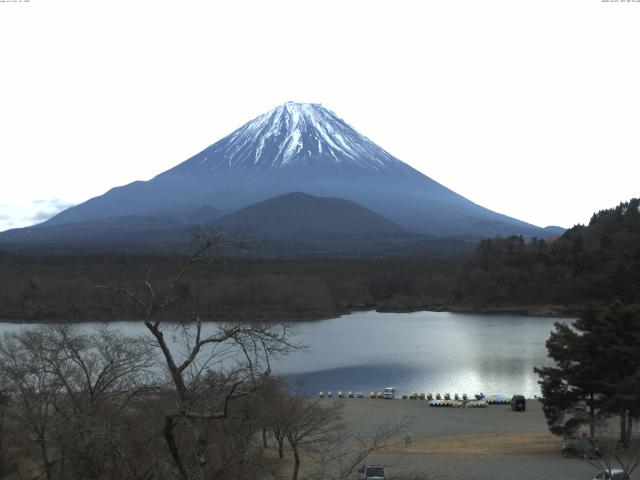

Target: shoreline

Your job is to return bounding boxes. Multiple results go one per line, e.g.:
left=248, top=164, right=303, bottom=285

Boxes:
left=0, top=304, right=578, bottom=324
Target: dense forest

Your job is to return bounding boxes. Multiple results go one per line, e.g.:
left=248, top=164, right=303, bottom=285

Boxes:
left=454, top=198, right=640, bottom=311
left=0, top=198, right=638, bottom=322
left=0, top=254, right=456, bottom=321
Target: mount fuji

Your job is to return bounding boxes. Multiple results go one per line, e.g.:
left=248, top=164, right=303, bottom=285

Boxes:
left=0, top=102, right=559, bottom=252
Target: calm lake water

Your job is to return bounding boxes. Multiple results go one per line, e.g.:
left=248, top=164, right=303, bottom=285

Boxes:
left=0, top=310, right=570, bottom=398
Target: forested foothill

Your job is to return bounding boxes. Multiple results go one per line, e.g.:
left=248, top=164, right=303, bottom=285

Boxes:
left=0, top=198, right=638, bottom=322
left=455, top=197, right=640, bottom=313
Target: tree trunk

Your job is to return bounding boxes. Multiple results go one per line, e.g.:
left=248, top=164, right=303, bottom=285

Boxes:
left=277, top=435, right=284, bottom=459
left=194, top=420, right=207, bottom=463
left=0, top=447, right=6, bottom=479
left=38, top=438, right=53, bottom=480
left=620, top=411, right=628, bottom=445
left=291, top=444, right=300, bottom=480
left=163, top=415, right=190, bottom=480
left=589, top=393, right=595, bottom=438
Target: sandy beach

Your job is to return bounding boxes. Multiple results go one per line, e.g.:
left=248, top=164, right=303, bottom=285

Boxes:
left=315, top=397, right=600, bottom=480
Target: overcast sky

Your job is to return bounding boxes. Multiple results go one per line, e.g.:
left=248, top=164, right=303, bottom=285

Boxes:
left=0, top=0, right=638, bottom=232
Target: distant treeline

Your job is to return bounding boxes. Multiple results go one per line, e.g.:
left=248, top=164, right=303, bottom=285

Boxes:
left=1, top=198, right=638, bottom=322
left=0, top=254, right=456, bottom=321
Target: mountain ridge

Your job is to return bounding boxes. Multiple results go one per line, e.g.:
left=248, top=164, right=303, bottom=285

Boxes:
left=2, top=102, right=560, bottom=246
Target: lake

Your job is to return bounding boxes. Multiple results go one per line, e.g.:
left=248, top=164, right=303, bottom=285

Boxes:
left=0, top=310, right=570, bottom=398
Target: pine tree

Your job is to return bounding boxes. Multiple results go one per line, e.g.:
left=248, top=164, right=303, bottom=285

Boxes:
left=536, top=303, right=640, bottom=441
left=535, top=320, right=603, bottom=437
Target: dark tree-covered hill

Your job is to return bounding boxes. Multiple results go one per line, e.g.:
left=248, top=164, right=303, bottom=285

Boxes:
left=453, top=198, right=640, bottom=310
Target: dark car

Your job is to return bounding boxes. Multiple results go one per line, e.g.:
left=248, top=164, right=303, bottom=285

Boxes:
left=511, top=395, right=526, bottom=412
left=562, top=436, right=602, bottom=459
left=358, top=464, right=385, bottom=479
left=593, top=469, right=628, bottom=480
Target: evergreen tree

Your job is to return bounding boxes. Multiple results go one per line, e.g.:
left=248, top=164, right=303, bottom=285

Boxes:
left=581, top=304, right=640, bottom=444
left=536, top=303, right=640, bottom=442
left=535, top=321, right=603, bottom=437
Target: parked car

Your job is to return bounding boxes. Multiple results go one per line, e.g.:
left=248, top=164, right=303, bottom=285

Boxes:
left=593, top=469, right=628, bottom=480
left=511, top=394, right=526, bottom=412
left=562, top=436, right=602, bottom=459
left=358, top=464, right=385, bottom=479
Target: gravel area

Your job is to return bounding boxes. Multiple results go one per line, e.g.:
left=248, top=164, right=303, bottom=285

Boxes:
left=318, top=397, right=601, bottom=480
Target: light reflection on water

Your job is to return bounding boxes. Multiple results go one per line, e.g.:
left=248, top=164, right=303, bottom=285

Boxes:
left=0, top=310, right=570, bottom=398
left=279, top=311, right=571, bottom=398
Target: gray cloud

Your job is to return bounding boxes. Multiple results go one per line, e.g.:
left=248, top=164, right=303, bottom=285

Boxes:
left=31, top=210, right=58, bottom=222
left=28, top=199, right=76, bottom=223
left=0, top=214, right=9, bottom=221
left=53, top=202, right=75, bottom=210
left=33, top=198, right=74, bottom=209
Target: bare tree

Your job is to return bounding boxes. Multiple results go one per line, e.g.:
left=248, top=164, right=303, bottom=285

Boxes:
left=252, top=376, right=288, bottom=454
left=101, top=229, right=298, bottom=480
left=0, top=325, right=161, bottom=480
left=280, top=396, right=343, bottom=480
left=42, top=325, right=158, bottom=480
left=586, top=418, right=640, bottom=480
left=0, top=330, right=61, bottom=480
left=37, top=324, right=156, bottom=415
left=305, top=421, right=412, bottom=480
left=0, top=391, right=10, bottom=479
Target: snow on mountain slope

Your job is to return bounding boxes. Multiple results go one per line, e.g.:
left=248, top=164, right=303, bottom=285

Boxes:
left=165, top=102, right=411, bottom=174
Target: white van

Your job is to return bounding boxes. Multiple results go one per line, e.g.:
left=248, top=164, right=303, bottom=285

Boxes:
left=383, top=387, right=395, bottom=400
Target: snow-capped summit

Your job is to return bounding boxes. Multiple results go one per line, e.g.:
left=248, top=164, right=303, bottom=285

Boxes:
left=166, top=101, right=409, bottom=174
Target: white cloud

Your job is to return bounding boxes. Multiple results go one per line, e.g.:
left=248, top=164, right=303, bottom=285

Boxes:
left=28, top=199, right=76, bottom=223
left=31, top=210, right=57, bottom=222
left=0, top=199, right=76, bottom=231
